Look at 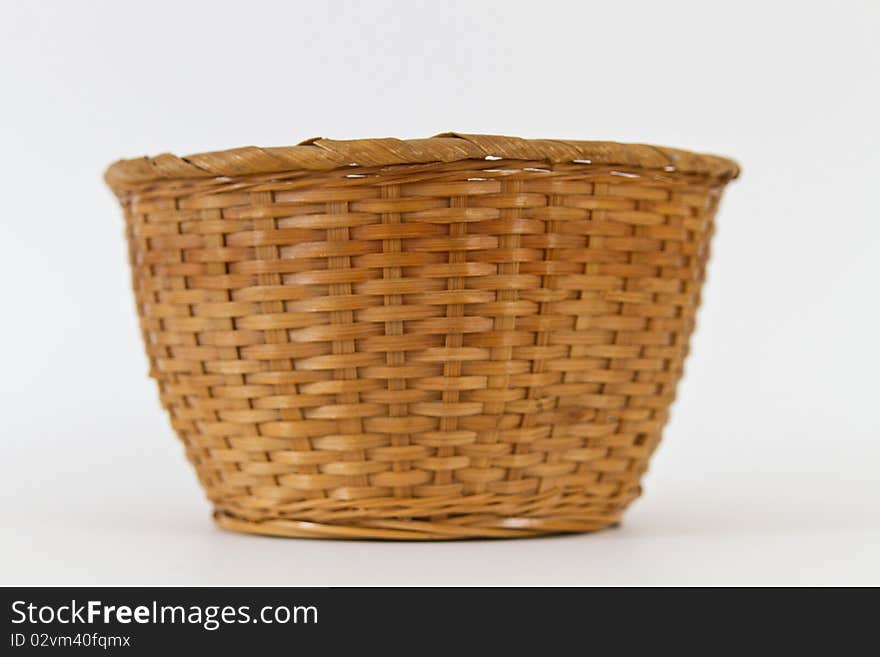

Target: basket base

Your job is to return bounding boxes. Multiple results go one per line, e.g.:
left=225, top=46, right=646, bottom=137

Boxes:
left=213, top=511, right=621, bottom=541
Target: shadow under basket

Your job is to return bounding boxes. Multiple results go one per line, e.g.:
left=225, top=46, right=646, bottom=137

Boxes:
left=105, top=133, right=739, bottom=540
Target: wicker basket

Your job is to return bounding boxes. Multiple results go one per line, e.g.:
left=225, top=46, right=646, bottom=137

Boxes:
left=105, top=133, right=739, bottom=539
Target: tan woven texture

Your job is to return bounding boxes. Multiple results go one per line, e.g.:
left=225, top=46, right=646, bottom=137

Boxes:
left=106, top=133, right=739, bottom=539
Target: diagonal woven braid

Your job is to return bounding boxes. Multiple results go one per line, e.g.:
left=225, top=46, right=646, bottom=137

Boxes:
left=107, top=133, right=738, bottom=539
left=105, top=132, right=739, bottom=192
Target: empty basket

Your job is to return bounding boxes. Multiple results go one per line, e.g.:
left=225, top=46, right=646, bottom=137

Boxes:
left=105, top=133, right=739, bottom=539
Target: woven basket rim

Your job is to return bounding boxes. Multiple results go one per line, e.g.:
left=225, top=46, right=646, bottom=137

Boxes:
left=104, top=132, right=740, bottom=193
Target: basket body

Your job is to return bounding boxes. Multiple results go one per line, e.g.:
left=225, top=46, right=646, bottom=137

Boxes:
left=108, top=134, right=737, bottom=539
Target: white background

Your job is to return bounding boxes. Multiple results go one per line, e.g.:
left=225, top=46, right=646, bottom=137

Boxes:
left=2, top=0, right=878, bottom=585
